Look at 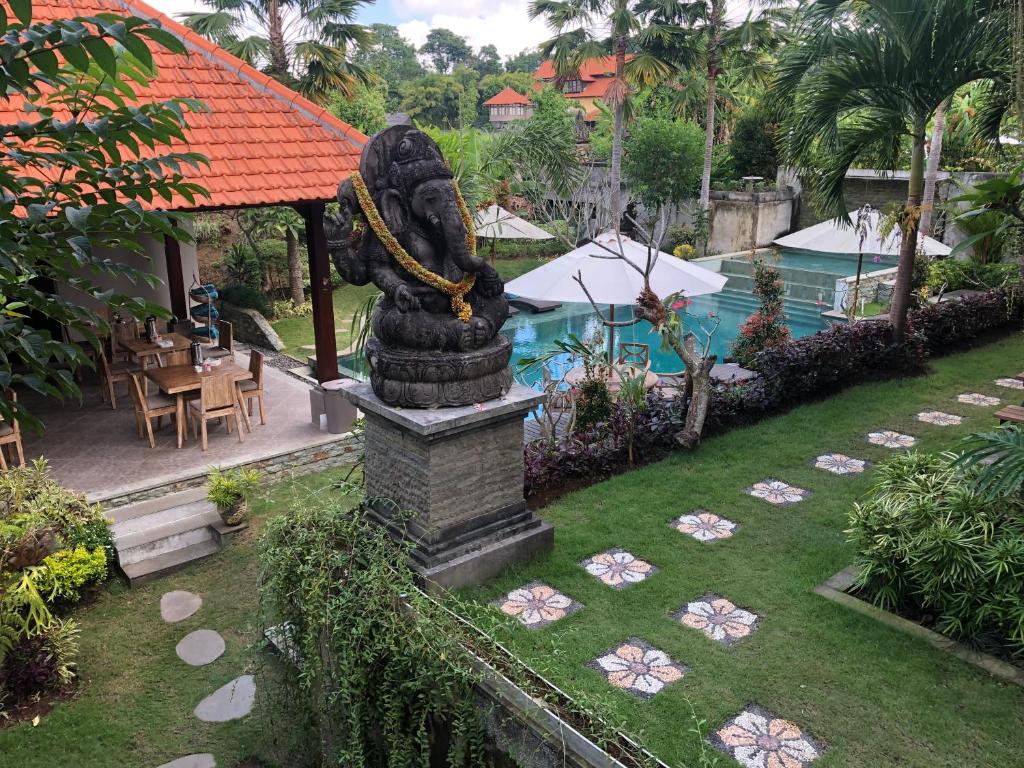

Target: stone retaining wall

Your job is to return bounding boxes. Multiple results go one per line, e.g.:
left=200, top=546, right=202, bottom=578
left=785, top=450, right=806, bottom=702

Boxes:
left=708, top=187, right=796, bottom=255
left=95, top=434, right=359, bottom=509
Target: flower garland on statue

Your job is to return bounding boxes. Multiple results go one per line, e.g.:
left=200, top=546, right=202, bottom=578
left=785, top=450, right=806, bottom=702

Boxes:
left=350, top=170, right=477, bottom=322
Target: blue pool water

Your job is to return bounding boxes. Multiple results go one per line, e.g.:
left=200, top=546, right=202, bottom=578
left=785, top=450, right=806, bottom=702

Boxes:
left=336, top=249, right=885, bottom=388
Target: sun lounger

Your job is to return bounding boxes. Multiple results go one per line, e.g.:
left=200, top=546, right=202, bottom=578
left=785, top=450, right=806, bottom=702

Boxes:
left=507, top=296, right=562, bottom=313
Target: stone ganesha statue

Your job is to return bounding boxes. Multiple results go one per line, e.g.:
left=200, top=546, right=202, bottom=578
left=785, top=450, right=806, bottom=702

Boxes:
left=326, top=125, right=512, bottom=407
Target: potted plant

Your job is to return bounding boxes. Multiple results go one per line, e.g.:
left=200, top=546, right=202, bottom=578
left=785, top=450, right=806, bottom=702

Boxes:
left=207, top=467, right=261, bottom=526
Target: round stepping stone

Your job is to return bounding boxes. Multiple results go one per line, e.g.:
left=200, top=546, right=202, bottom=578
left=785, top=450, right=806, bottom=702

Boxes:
left=156, top=756, right=215, bottom=768
left=176, top=629, right=225, bottom=667
left=160, top=591, right=202, bottom=623
left=194, top=674, right=255, bottom=722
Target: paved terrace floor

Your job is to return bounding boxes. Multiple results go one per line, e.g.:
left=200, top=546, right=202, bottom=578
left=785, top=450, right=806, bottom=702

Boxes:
left=17, top=350, right=341, bottom=501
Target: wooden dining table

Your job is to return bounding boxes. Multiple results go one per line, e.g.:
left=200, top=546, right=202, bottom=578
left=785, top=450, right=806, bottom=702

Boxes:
left=564, top=364, right=660, bottom=394
left=120, top=332, right=192, bottom=365
left=145, top=362, right=253, bottom=448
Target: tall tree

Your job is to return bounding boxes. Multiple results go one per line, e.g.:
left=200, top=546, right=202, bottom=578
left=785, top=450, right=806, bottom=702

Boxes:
left=354, top=24, right=424, bottom=108
left=505, top=48, right=544, bottom=73
left=919, top=99, right=949, bottom=237
left=469, top=44, right=504, bottom=77
left=774, top=0, right=1010, bottom=341
left=180, top=0, right=373, bottom=103
left=529, top=0, right=677, bottom=229
left=420, top=28, right=472, bottom=73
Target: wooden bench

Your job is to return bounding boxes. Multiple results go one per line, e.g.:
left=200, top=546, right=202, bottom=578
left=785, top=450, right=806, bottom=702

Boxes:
left=996, top=405, right=1024, bottom=425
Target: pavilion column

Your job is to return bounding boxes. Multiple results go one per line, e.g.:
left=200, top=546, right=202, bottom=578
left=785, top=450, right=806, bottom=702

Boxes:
left=163, top=228, right=188, bottom=320
left=300, top=201, right=339, bottom=383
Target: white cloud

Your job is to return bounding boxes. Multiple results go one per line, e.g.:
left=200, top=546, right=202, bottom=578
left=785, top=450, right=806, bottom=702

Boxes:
left=397, top=1, right=549, bottom=60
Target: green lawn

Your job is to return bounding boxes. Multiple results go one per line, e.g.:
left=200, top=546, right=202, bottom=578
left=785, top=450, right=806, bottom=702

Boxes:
left=0, top=470, right=349, bottom=768
left=270, top=257, right=551, bottom=361
left=461, top=334, right=1024, bottom=768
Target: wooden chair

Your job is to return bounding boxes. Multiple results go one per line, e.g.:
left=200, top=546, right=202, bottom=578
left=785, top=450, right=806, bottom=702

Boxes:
left=188, top=373, right=245, bottom=451
left=110, top=319, right=140, bottom=362
left=169, top=320, right=193, bottom=337
left=204, top=320, right=233, bottom=362
left=618, top=342, right=650, bottom=368
left=159, top=348, right=192, bottom=368
left=0, top=390, right=25, bottom=470
left=237, top=350, right=266, bottom=426
left=98, top=351, right=137, bottom=409
left=128, top=373, right=178, bottom=448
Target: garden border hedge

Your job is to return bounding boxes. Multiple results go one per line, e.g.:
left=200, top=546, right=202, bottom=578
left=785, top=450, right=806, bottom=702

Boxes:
left=525, top=288, right=1023, bottom=500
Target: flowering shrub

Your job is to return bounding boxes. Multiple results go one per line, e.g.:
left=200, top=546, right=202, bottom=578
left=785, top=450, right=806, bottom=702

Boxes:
left=673, top=243, right=696, bottom=260
left=525, top=287, right=1022, bottom=500
left=731, top=259, right=791, bottom=368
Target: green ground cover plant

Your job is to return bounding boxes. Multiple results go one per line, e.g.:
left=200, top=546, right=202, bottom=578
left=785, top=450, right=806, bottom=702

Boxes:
left=462, top=334, right=1024, bottom=768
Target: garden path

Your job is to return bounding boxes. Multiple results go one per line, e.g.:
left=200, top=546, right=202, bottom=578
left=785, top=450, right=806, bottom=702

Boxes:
left=487, top=370, right=1021, bottom=768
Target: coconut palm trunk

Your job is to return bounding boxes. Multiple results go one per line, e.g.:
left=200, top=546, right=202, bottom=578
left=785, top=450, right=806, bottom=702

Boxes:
left=267, top=0, right=290, bottom=79
left=608, top=37, right=627, bottom=230
left=890, top=122, right=927, bottom=342
left=920, top=98, right=948, bottom=237
left=698, top=0, right=724, bottom=212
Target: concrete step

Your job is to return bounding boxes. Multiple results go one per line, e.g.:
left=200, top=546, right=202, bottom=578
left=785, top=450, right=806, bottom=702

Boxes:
left=111, top=500, right=219, bottom=550
left=106, top=486, right=209, bottom=523
left=121, top=538, right=221, bottom=587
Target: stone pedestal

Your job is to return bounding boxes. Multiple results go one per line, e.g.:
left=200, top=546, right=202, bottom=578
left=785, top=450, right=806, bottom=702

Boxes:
left=341, top=381, right=552, bottom=590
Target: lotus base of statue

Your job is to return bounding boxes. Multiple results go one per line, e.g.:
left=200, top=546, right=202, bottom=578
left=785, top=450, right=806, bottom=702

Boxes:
left=366, top=335, right=513, bottom=408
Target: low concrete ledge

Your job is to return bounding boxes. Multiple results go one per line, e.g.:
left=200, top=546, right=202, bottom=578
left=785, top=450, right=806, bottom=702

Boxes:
left=816, top=566, right=1024, bottom=687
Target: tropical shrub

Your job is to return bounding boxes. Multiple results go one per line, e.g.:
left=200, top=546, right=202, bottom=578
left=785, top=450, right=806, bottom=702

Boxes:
left=33, top=547, right=108, bottom=604
left=731, top=259, right=791, bottom=368
left=270, top=299, right=313, bottom=320
left=574, top=377, right=613, bottom=432
left=927, top=259, right=1018, bottom=293
left=847, top=452, right=1024, bottom=656
left=729, top=108, right=779, bottom=180
left=220, top=284, right=272, bottom=317
left=909, top=288, right=1022, bottom=355
left=1, top=619, right=80, bottom=703
left=955, top=424, right=1024, bottom=500
left=207, top=467, right=261, bottom=511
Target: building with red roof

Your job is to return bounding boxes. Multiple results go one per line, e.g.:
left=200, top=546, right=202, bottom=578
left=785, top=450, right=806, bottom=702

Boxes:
left=5, top=0, right=370, bottom=380
left=482, top=87, right=534, bottom=129
left=532, top=55, right=633, bottom=124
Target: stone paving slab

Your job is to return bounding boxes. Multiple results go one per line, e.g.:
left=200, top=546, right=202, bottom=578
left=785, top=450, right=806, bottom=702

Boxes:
left=670, top=510, right=738, bottom=542
left=160, top=591, right=202, bottom=623
left=194, top=674, right=256, bottom=722
left=710, top=704, right=824, bottom=767
left=176, top=629, right=225, bottom=666
left=580, top=549, right=657, bottom=589
left=916, top=410, right=963, bottom=426
left=492, top=582, right=582, bottom=629
left=813, top=453, right=867, bottom=475
left=958, top=392, right=1000, bottom=407
left=867, top=430, right=917, bottom=449
left=587, top=637, right=688, bottom=700
left=155, top=755, right=216, bottom=768
left=746, top=479, right=809, bottom=506
left=673, top=593, right=761, bottom=646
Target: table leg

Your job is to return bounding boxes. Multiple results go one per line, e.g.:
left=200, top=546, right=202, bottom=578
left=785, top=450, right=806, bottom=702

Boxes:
left=176, top=394, right=185, bottom=449
left=236, top=384, right=252, bottom=433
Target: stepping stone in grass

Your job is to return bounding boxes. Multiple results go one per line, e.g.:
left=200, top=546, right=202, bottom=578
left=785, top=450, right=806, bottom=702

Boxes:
left=813, top=453, right=867, bottom=475
left=867, top=430, right=917, bottom=449
left=746, top=479, right=809, bottom=506
left=155, top=756, right=216, bottom=768
left=176, top=629, right=225, bottom=667
left=994, top=377, right=1024, bottom=390
left=916, top=410, right=963, bottom=426
left=673, top=593, right=760, bottom=646
left=194, top=674, right=256, bottom=722
left=588, top=637, right=688, bottom=699
left=711, top=705, right=824, bottom=767
left=160, top=591, right=202, bottom=623
left=580, top=549, right=657, bottom=589
left=671, top=510, right=738, bottom=542
left=958, top=392, right=1000, bottom=407
left=492, top=582, right=581, bottom=629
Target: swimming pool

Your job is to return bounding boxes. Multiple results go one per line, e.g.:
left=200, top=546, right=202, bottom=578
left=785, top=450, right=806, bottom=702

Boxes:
left=769, top=248, right=897, bottom=276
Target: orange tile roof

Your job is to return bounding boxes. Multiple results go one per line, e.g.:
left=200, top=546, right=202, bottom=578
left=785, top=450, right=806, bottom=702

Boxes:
left=5, top=0, right=368, bottom=211
left=483, top=87, right=530, bottom=107
left=533, top=55, right=634, bottom=82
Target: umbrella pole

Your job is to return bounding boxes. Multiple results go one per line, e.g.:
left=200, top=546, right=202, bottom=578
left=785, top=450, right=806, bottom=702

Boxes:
left=607, top=304, right=615, bottom=366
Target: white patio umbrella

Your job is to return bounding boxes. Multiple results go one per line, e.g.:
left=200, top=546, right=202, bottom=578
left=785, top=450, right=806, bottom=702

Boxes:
left=504, top=230, right=728, bottom=361
left=474, top=204, right=554, bottom=240
left=775, top=210, right=951, bottom=257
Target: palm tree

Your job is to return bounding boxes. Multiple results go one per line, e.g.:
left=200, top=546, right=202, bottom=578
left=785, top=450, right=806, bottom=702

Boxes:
left=919, top=98, right=949, bottom=237
left=774, top=0, right=1010, bottom=341
left=180, top=0, right=372, bottom=103
left=528, top=0, right=677, bottom=229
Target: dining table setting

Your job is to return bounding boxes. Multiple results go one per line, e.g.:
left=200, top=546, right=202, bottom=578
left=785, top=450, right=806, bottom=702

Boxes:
left=145, top=360, right=253, bottom=449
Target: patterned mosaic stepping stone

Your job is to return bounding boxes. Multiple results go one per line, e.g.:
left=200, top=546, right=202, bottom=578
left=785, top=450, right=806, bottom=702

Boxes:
left=194, top=674, right=255, bottom=722
left=671, top=510, right=737, bottom=542
left=673, top=594, right=760, bottom=646
left=916, top=410, right=963, bottom=426
left=580, top=549, right=657, bottom=589
left=588, top=637, right=688, bottom=699
left=746, top=479, right=808, bottom=506
left=958, top=392, right=1000, bottom=407
left=155, top=755, right=216, bottom=768
left=994, top=377, right=1024, bottom=390
left=813, top=453, right=867, bottom=475
left=867, top=430, right=917, bottom=449
left=711, top=705, right=824, bottom=767
left=176, top=629, right=225, bottom=667
left=492, top=582, right=581, bottom=629
left=160, top=591, right=201, bottom=623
